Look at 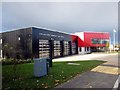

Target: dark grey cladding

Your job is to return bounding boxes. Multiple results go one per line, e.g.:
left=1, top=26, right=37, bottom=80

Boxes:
left=2, top=27, right=32, bottom=59
left=1, top=27, right=78, bottom=59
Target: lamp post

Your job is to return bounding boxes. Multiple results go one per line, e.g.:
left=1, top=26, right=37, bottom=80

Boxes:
left=109, top=37, right=111, bottom=52
left=113, top=29, right=116, bottom=51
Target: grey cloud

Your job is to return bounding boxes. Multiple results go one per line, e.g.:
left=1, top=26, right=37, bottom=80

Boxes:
left=2, top=2, right=118, bottom=43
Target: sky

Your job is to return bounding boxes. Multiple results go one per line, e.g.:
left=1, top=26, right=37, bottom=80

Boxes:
left=0, top=1, right=119, bottom=43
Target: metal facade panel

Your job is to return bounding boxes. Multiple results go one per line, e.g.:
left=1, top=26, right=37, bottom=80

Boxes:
left=2, top=28, right=32, bottom=58
left=32, top=27, right=72, bottom=41
left=2, top=27, right=78, bottom=59
left=74, top=32, right=110, bottom=47
left=32, top=27, right=74, bottom=58
left=84, top=32, right=110, bottom=47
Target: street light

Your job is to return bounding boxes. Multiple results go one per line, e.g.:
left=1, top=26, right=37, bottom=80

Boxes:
left=113, top=29, right=116, bottom=51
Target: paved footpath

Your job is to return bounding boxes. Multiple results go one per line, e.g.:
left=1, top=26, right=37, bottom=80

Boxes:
left=55, top=53, right=119, bottom=88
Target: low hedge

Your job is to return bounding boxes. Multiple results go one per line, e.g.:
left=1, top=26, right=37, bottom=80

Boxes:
left=2, top=59, right=33, bottom=65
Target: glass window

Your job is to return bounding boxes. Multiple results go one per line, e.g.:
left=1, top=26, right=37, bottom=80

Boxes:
left=91, top=39, right=99, bottom=44
left=79, top=47, right=81, bottom=52
left=85, top=47, right=87, bottom=51
left=18, top=37, right=20, bottom=41
left=39, top=40, right=50, bottom=59
left=72, top=43, right=76, bottom=54
left=87, top=47, right=89, bottom=51
left=91, top=38, right=109, bottom=44
left=54, top=41, right=61, bottom=57
left=64, top=41, right=70, bottom=55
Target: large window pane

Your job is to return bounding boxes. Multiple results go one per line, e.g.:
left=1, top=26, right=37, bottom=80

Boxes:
left=39, top=40, right=50, bottom=59
left=54, top=41, right=61, bottom=57
left=64, top=41, right=70, bottom=55
left=72, top=43, right=76, bottom=54
left=91, top=38, right=109, bottom=44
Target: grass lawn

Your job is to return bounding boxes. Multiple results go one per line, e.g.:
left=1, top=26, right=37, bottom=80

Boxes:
left=2, top=60, right=104, bottom=89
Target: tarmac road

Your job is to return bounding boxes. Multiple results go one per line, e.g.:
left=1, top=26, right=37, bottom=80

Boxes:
left=53, top=53, right=118, bottom=64
left=91, top=53, right=119, bottom=67
left=55, top=53, right=119, bottom=88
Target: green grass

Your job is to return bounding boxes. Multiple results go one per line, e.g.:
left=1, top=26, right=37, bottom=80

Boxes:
left=2, top=60, right=104, bottom=89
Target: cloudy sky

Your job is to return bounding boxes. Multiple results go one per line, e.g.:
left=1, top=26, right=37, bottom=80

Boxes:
left=1, top=1, right=118, bottom=43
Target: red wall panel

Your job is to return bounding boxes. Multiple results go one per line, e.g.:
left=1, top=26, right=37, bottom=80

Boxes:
left=71, top=35, right=77, bottom=43
left=84, top=32, right=110, bottom=47
left=71, top=32, right=110, bottom=47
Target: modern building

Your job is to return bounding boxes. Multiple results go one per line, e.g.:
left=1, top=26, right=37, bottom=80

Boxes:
left=1, top=27, right=110, bottom=59
left=1, top=27, right=78, bottom=59
left=73, top=32, right=110, bottom=54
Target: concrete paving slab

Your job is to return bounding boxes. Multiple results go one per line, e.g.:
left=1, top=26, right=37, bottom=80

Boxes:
left=53, top=53, right=118, bottom=63
left=91, top=66, right=119, bottom=75
left=55, top=71, right=118, bottom=88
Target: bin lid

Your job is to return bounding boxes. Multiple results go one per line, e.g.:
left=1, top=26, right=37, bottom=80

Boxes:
left=33, top=58, right=48, bottom=61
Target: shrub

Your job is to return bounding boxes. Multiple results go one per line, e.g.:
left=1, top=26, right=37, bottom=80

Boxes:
left=2, top=58, right=33, bottom=65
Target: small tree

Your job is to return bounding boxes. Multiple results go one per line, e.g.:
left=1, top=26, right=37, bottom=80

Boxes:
left=106, top=41, right=110, bottom=52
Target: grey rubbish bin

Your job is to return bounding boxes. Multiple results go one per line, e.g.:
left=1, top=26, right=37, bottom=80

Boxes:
left=34, top=58, right=49, bottom=77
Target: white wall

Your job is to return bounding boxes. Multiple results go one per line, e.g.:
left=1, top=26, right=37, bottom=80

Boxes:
left=73, top=32, right=84, bottom=41
left=73, top=32, right=91, bottom=54
left=78, top=47, right=91, bottom=54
